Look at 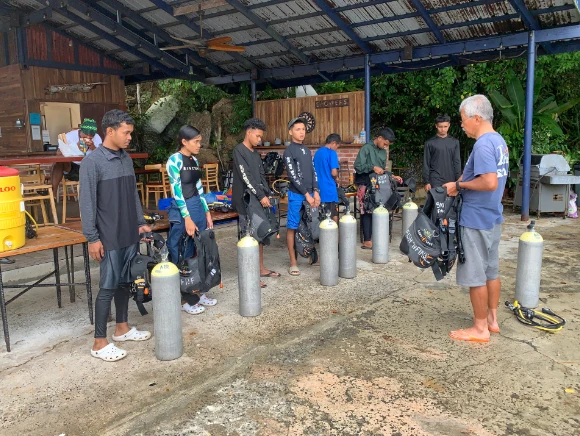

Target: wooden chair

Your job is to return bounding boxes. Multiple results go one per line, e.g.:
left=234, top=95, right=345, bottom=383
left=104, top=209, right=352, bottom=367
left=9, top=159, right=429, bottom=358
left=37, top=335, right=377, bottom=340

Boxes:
left=338, top=160, right=353, bottom=187
left=144, top=164, right=170, bottom=208
left=136, top=181, right=145, bottom=205
left=14, top=165, right=59, bottom=226
left=61, top=179, right=80, bottom=223
left=202, top=163, right=220, bottom=192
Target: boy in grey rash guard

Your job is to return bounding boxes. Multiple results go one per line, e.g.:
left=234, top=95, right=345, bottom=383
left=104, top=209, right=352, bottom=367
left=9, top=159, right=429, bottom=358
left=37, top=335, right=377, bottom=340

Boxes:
left=283, top=117, right=320, bottom=276
left=80, top=109, right=151, bottom=362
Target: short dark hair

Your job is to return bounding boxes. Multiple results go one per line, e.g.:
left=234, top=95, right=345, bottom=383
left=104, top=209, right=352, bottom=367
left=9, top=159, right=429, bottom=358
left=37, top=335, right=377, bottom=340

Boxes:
left=243, top=118, right=267, bottom=132
left=176, top=125, right=201, bottom=151
left=101, top=109, right=134, bottom=133
left=377, top=127, right=395, bottom=142
left=435, top=114, right=451, bottom=124
left=325, top=133, right=341, bottom=144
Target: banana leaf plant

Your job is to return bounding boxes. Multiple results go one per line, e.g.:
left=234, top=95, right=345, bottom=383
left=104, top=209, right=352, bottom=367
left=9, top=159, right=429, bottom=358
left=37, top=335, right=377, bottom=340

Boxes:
left=489, top=71, right=580, bottom=136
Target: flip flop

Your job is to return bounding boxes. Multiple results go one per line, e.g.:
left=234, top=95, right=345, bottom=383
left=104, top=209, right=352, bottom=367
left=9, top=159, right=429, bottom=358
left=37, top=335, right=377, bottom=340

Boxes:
left=488, top=326, right=500, bottom=333
left=361, top=245, right=372, bottom=250
left=288, top=266, right=301, bottom=276
left=449, top=329, right=489, bottom=343
left=261, top=281, right=267, bottom=288
left=260, top=270, right=281, bottom=278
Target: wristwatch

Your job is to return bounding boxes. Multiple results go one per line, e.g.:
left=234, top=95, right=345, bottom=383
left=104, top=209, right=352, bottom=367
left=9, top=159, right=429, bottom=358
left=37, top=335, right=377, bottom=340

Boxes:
left=456, top=181, right=461, bottom=192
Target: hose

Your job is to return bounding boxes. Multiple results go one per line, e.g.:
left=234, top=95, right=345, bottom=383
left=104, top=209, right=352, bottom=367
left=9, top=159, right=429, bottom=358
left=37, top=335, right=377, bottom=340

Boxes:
left=24, top=210, right=38, bottom=238
left=505, top=300, right=565, bottom=332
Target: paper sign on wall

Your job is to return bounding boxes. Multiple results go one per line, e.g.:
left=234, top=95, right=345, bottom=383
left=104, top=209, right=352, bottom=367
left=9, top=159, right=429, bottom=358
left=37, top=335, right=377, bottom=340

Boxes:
left=31, top=125, right=41, bottom=141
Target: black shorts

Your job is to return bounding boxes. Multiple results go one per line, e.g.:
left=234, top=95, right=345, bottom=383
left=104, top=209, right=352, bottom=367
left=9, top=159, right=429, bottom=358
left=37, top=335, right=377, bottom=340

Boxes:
left=321, top=202, right=338, bottom=219
left=64, top=164, right=80, bottom=181
left=99, top=243, right=139, bottom=290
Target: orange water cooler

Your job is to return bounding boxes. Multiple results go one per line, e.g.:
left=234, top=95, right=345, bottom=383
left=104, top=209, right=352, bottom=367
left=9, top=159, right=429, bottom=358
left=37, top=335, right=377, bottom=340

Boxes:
left=0, top=166, right=26, bottom=252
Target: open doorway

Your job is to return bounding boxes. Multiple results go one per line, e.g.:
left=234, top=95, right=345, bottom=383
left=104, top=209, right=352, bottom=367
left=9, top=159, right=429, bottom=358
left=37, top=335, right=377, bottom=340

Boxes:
left=40, top=102, right=81, bottom=145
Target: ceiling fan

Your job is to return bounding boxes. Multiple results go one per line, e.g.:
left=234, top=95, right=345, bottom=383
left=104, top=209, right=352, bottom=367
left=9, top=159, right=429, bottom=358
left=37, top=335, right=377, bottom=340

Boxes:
left=161, top=2, right=245, bottom=55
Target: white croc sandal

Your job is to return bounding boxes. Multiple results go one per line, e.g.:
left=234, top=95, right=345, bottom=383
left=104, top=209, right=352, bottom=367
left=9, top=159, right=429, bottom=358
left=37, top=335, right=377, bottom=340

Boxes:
left=91, top=343, right=127, bottom=362
left=182, top=303, right=205, bottom=315
left=112, top=327, right=151, bottom=342
left=199, top=294, right=217, bottom=306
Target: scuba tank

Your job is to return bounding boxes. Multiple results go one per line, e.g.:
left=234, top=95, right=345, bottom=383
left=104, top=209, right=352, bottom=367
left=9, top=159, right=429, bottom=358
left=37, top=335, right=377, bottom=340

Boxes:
left=514, top=221, right=543, bottom=308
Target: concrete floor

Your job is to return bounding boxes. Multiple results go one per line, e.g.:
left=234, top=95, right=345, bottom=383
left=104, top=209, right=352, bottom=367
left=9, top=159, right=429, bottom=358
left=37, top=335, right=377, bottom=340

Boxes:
left=0, top=212, right=579, bottom=436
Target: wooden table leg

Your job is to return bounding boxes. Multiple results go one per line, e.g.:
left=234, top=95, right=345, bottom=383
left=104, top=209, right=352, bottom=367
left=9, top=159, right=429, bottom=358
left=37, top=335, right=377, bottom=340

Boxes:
left=82, top=243, right=93, bottom=324
left=53, top=248, right=62, bottom=308
left=0, top=263, right=11, bottom=352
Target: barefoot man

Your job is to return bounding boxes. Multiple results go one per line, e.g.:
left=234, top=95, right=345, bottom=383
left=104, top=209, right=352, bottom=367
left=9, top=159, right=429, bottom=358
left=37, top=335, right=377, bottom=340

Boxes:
left=443, top=95, right=509, bottom=343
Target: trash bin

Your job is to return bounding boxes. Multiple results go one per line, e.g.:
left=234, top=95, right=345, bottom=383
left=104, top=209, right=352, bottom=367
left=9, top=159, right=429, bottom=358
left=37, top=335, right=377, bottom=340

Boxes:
left=574, top=162, right=580, bottom=206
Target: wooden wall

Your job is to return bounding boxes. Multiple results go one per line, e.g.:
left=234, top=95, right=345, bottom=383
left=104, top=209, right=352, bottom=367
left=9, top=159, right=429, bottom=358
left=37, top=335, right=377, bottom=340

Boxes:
left=254, top=91, right=365, bottom=145
left=0, top=30, right=18, bottom=68
left=0, top=64, right=27, bottom=152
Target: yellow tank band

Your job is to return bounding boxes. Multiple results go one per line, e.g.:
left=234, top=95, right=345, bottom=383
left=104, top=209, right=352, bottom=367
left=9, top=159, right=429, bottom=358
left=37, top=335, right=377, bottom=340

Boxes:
left=238, top=235, right=259, bottom=247
left=340, top=214, right=356, bottom=223
left=151, top=261, right=180, bottom=277
left=373, top=207, right=389, bottom=215
left=320, top=219, right=338, bottom=229
left=520, top=231, right=543, bottom=242
left=403, top=202, right=418, bottom=209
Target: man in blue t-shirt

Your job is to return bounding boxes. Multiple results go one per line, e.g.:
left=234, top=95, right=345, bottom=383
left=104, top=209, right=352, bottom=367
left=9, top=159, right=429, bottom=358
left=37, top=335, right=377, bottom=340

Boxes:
left=443, top=94, right=509, bottom=344
left=313, top=134, right=341, bottom=223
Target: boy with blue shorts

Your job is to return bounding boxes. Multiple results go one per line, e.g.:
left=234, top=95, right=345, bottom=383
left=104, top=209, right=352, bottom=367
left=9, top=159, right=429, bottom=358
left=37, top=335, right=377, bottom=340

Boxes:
left=283, top=117, right=320, bottom=276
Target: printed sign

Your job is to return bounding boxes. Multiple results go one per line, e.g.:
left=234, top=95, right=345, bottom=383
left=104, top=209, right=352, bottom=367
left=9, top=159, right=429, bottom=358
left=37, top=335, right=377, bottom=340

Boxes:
left=315, top=98, right=349, bottom=109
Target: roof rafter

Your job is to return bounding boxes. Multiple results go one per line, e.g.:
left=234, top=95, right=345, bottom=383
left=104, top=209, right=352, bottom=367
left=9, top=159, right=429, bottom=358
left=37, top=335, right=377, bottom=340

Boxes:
left=507, top=0, right=553, bottom=53
left=222, top=0, right=311, bottom=65
left=102, top=0, right=226, bottom=76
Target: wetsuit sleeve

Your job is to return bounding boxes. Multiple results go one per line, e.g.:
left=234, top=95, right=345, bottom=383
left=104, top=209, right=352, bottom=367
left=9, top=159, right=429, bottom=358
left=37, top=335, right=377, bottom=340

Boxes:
left=354, top=144, right=374, bottom=175
left=454, top=139, right=461, bottom=180
left=194, top=157, right=209, bottom=213
left=423, top=140, right=431, bottom=185
left=233, top=146, right=266, bottom=201
left=283, top=148, right=308, bottom=195
left=166, top=154, right=190, bottom=219
left=312, top=159, right=319, bottom=191
left=79, top=157, right=100, bottom=244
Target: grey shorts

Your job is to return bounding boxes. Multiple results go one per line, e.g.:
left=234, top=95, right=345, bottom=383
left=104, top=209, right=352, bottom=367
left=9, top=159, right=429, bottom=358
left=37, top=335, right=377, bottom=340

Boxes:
left=99, top=243, right=139, bottom=290
left=456, top=224, right=502, bottom=287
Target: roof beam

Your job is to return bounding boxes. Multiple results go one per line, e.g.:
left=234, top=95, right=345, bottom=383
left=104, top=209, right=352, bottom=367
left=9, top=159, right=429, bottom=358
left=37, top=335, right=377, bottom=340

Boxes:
left=42, top=0, right=190, bottom=75
left=409, top=0, right=445, bottom=43
left=41, top=6, right=193, bottom=80
left=222, top=0, right=312, bottom=64
left=101, top=0, right=225, bottom=76
left=174, top=0, right=228, bottom=16
left=205, top=24, right=580, bottom=85
left=146, top=0, right=258, bottom=71
left=311, top=0, right=372, bottom=55
left=507, top=0, right=553, bottom=53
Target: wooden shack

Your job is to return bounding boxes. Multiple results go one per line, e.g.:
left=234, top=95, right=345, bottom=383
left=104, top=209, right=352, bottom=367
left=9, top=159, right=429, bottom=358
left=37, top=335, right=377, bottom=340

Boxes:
left=0, top=26, right=126, bottom=154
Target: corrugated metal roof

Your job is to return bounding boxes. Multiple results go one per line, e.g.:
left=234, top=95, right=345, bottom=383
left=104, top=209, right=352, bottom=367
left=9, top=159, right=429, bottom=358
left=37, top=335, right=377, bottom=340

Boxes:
left=3, top=0, right=580, bottom=84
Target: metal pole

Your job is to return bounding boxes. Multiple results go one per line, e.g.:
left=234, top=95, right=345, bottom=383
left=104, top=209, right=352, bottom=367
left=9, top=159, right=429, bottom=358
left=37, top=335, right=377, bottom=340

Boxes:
left=251, top=79, right=257, bottom=117
left=364, top=54, right=371, bottom=141
left=521, top=30, right=536, bottom=221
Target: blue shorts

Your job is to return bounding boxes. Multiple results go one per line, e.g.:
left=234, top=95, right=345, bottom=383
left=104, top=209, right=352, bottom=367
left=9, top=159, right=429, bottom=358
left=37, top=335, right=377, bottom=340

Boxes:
left=287, top=191, right=309, bottom=230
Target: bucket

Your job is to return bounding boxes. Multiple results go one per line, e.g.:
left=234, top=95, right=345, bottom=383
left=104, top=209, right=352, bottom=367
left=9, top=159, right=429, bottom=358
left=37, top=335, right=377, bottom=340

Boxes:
left=0, top=166, right=26, bottom=252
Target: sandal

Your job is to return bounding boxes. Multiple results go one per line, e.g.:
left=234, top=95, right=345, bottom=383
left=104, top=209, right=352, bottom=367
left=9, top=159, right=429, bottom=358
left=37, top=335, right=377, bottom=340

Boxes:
left=91, top=343, right=127, bottom=362
left=288, top=266, right=300, bottom=276
left=199, top=294, right=217, bottom=306
left=112, top=327, right=151, bottom=342
left=182, top=302, right=205, bottom=315
left=261, top=281, right=267, bottom=288
left=260, top=270, right=281, bottom=278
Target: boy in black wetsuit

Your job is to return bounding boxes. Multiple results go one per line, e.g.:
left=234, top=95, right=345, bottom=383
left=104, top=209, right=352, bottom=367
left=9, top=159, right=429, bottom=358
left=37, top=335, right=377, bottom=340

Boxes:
left=232, top=118, right=281, bottom=287
left=283, top=117, right=320, bottom=276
